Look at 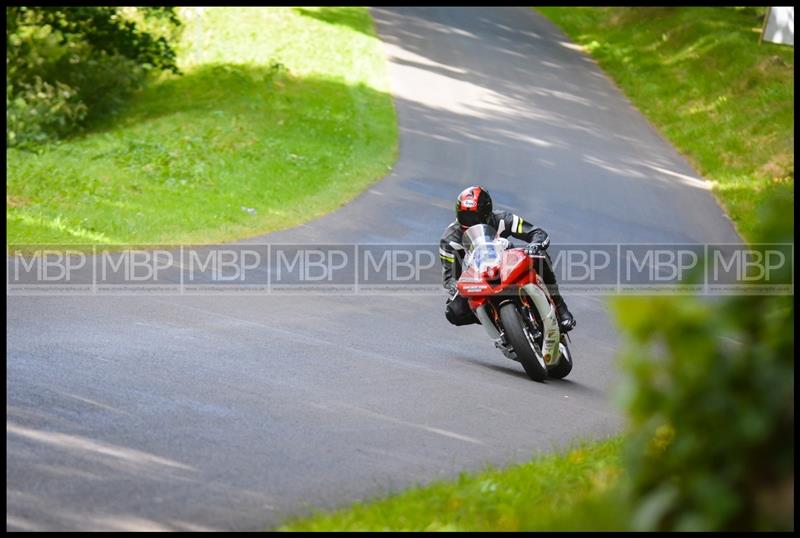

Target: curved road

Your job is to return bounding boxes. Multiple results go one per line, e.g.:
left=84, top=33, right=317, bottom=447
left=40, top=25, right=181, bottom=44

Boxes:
left=7, top=8, right=739, bottom=531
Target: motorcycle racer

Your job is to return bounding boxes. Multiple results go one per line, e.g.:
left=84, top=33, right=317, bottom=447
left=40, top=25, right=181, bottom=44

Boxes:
left=439, top=185, right=576, bottom=332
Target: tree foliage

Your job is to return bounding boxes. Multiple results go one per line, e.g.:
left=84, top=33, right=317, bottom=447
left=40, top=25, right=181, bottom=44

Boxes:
left=614, top=188, right=794, bottom=531
left=7, top=6, right=181, bottom=147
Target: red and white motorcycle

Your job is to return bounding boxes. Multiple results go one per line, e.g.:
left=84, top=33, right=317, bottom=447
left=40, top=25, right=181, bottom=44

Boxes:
left=455, top=224, right=574, bottom=382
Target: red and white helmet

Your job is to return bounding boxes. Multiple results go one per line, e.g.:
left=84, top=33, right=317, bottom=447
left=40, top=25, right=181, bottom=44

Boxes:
left=455, top=185, right=493, bottom=229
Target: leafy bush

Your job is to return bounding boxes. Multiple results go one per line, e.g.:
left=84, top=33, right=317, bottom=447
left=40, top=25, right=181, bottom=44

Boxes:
left=614, top=188, right=794, bottom=531
left=6, top=7, right=181, bottom=147
left=6, top=76, right=87, bottom=146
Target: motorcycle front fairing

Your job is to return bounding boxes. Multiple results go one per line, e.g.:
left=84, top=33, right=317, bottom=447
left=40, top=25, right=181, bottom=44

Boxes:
left=456, top=224, right=538, bottom=308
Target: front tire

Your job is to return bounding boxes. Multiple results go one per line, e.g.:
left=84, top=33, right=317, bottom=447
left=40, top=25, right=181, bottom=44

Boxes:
left=499, top=302, right=548, bottom=382
left=547, top=338, right=573, bottom=379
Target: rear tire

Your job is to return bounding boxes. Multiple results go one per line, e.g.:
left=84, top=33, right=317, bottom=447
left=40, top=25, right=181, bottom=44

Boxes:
left=499, top=302, right=548, bottom=382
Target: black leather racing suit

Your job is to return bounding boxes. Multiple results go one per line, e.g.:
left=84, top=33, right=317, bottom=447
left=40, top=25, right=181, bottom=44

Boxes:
left=439, top=210, right=567, bottom=326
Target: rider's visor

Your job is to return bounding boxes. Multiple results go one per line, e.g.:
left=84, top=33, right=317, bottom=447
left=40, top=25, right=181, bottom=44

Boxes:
left=457, top=210, right=483, bottom=228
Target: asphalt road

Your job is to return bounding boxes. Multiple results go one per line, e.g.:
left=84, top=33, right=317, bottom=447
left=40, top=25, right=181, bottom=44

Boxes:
left=6, top=7, right=740, bottom=531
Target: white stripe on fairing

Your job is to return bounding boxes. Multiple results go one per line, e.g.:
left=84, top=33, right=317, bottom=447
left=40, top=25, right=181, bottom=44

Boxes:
left=542, top=236, right=550, bottom=249
left=439, top=248, right=452, bottom=257
left=497, top=219, right=506, bottom=235
left=449, top=241, right=464, bottom=250
left=511, top=214, right=519, bottom=233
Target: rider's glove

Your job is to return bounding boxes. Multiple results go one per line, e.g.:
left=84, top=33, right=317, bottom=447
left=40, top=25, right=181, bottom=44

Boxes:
left=524, top=242, right=544, bottom=256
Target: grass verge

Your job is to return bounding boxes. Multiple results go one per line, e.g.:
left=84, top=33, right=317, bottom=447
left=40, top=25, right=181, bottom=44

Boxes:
left=278, top=436, right=630, bottom=531
left=7, top=7, right=397, bottom=246
left=536, top=7, right=794, bottom=242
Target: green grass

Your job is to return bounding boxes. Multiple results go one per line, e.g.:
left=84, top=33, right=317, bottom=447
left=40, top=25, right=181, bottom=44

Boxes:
left=537, top=7, right=794, bottom=242
left=278, top=436, right=631, bottom=531
left=7, top=7, right=397, bottom=246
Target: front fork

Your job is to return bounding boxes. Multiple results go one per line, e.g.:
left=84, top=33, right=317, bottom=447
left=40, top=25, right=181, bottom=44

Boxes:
left=474, top=282, right=561, bottom=365
left=474, top=303, right=518, bottom=360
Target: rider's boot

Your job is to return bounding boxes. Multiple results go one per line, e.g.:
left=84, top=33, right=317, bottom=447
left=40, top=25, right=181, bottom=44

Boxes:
left=553, top=294, right=576, bottom=333
left=538, top=253, right=576, bottom=333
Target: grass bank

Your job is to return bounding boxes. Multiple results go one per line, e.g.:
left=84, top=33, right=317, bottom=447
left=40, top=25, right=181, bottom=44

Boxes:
left=7, top=7, right=397, bottom=246
left=537, top=7, right=793, bottom=242
left=278, top=436, right=630, bottom=531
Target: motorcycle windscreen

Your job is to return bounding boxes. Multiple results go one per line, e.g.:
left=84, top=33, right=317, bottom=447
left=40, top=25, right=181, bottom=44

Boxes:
left=462, top=224, right=504, bottom=271
left=462, top=224, right=497, bottom=252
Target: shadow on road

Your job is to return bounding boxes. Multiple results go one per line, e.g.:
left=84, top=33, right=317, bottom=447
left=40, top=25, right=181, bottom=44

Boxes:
left=454, top=353, right=611, bottom=399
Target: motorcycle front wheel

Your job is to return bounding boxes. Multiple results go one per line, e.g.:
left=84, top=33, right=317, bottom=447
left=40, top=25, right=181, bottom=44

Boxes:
left=547, top=336, right=573, bottom=379
left=499, top=302, right=548, bottom=382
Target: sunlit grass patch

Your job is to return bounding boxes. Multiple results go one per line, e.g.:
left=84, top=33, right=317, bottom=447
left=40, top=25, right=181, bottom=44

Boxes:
left=278, top=436, right=630, bottom=531
left=7, top=7, right=397, bottom=246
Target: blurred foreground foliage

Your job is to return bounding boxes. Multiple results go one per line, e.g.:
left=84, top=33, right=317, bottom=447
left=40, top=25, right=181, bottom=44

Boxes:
left=6, top=6, right=181, bottom=148
left=614, top=189, right=794, bottom=531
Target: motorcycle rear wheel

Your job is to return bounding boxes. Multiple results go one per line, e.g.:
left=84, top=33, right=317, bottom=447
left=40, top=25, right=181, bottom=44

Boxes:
left=499, top=302, right=548, bottom=382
